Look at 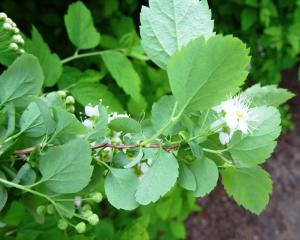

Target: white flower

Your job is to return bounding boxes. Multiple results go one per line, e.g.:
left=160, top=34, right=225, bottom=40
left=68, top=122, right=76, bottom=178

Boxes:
left=74, top=196, right=82, bottom=208
left=213, top=95, right=252, bottom=145
left=85, top=105, right=99, bottom=118
left=82, top=119, right=94, bottom=129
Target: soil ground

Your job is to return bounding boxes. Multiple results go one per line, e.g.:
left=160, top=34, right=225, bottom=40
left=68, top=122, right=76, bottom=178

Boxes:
left=185, top=72, right=300, bottom=240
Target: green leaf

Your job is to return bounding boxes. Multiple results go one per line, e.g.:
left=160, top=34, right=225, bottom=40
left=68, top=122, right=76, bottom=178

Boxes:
left=242, top=84, right=294, bottom=107
left=241, top=8, right=257, bottom=31
left=189, top=157, right=218, bottom=197
left=0, top=171, right=8, bottom=212
left=64, top=1, right=100, bottom=49
left=168, top=35, right=250, bottom=114
left=105, top=168, right=139, bottom=210
left=151, top=95, right=179, bottom=135
left=71, top=82, right=123, bottom=113
left=221, top=167, right=272, bottom=214
left=109, top=118, right=141, bottom=134
left=178, top=164, right=197, bottom=191
left=12, top=163, right=36, bottom=186
left=135, top=149, right=179, bottom=205
left=101, top=50, right=142, bottom=102
left=50, top=107, right=87, bottom=144
left=0, top=103, right=15, bottom=143
left=229, top=106, right=281, bottom=166
left=124, top=148, right=143, bottom=169
left=140, top=0, right=215, bottom=68
left=0, top=54, right=44, bottom=107
left=39, top=139, right=93, bottom=193
left=26, top=27, right=62, bottom=87
left=88, top=104, right=108, bottom=140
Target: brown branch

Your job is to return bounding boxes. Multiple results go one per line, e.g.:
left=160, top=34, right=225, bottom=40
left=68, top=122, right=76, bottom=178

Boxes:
left=13, top=143, right=180, bottom=158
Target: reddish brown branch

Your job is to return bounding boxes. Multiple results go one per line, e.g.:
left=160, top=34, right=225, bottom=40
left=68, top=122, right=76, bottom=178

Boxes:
left=13, top=143, right=180, bottom=157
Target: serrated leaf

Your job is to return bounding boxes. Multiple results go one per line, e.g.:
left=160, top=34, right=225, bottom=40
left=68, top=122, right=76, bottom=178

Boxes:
left=168, top=35, right=250, bottom=114
left=50, top=107, right=87, bottom=144
left=105, top=168, right=139, bottom=210
left=101, top=50, right=142, bottom=102
left=229, top=106, right=281, bottom=166
left=71, top=82, right=123, bottom=113
left=0, top=54, right=44, bottom=107
left=64, top=1, right=100, bottom=49
left=140, top=0, right=215, bottom=68
left=109, top=117, right=141, bottom=134
left=189, top=157, right=218, bottom=197
left=178, top=164, right=197, bottom=191
left=39, top=139, right=93, bottom=193
left=151, top=95, right=179, bottom=136
left=26, top=27, right=62, bottom=87
left=221, top=167, right=272, bottom=214
left=242, top=84, right=294, bottom=107
left=135, top=149, right=179, bottom=205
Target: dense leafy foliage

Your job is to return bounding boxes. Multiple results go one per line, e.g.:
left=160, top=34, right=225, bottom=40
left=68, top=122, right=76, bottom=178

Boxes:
left=0, top=1, right=294, bottom=240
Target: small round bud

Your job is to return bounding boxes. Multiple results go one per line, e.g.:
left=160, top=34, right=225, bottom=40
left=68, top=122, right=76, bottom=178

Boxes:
left=90, top=192, right=103, bottom=203
left=5, top=18, right=13, bottom=25
left=0, top=12, right=7, bottom=20
left=9, top=43, right=18, bottom=51
left=19, top=49, right=25, bottom=54
left=12, top=27, right=19, bottom=33
left=13, top=34, right=24, bottom=45
left=47, top=204, right=55, bottom=215
left=87, top=214, right=99, bottom=226
left=75, top=222, right=86, bottom=234
left=36, top=205, right=46, bottom=215
left=58, top=219, right=68, bottom=230
left=82, top=210, right=93, bottom=218
left=66, top=96, right=75, bottom=105
left=3, top=22, right=12, bottom=30
left=82, top=204, right=91, bottom=211
left=67, top=105, right=75, bottom=113
left=57, top=90, right=67, bottom=98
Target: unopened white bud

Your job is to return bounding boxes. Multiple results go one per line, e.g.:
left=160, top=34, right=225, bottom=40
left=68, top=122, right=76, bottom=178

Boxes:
left=0, top=12, right=7, bottom=20
left=9, top=43, right=18, bottom=51
left=3, top=22, right=12, bottom=30
left=66, top=96, right=75, bottom=105
left=19, top=49, right=25, bottom=54
left=5, top=18, right=13, bottom=25
left=12, top=27, right=19, bottom=33
left=13, top=35, right=24, bottom=45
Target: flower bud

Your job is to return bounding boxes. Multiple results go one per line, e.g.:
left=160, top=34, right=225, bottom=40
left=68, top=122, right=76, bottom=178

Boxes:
left=3, top=22, right=12, bottom=30
left=82, top=210, right=93, bottom=218
left=12, top=27, right=19, bottom=33
left=36, top=205, right=46, bottom=215
left=82, top=204, right=91, bottom=211
left=67, top=105, right=75, bottom=113
left=57, top=90, right=67, bottom=98
left=12, top=34, right=24, bottom=45
left=0, top=12, right=7, bottom=20
left=47, top=204, right=55, bottom=215
left=58, top=219, right=68, bottom=230
left=8, top=43, right=18, bottom=51
left=90, top=192, right=103, bottom=203
left=87, top=214, right=99, bottom=226
left=75, top=222, right=86, bottom=234
left=66, top=96, right=75, bottom=105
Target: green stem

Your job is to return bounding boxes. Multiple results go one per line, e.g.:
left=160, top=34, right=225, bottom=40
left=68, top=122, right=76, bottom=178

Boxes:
left=96, top=159, right=111, bottom=169
left=61, top=50, right=107, bottom=64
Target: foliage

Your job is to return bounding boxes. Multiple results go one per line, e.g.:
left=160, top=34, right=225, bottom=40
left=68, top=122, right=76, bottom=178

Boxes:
left=0, top=1, right=295, bottom=240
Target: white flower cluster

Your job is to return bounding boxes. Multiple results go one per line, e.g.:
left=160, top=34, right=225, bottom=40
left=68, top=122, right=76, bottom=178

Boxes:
left=0, top=12, right=25, bottom=54
left=82, top=105, right=100, bottom=129
left=212, top=95, right=253, bottom=145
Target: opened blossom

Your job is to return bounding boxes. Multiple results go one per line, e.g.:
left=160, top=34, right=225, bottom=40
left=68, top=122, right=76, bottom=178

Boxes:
left=212, top=95, right=252, bottom=145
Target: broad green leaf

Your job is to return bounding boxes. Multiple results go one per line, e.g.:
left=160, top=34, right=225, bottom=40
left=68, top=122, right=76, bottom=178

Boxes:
left=71, top=82, right=123, bottom=113
left=242, top=84, right=294, bottom=107
left=64, top=1, right=100, bottom=49
left=189, top=157, right=218, bottom=197
left=109, top=118, right=141, bottom=134
left=221, top=167, right=272, bottom=214
left=101, top=50, right=142, bottom=102
left=39, top=139, right=93, bottom=193
left=229, top=106, right=281, bottom=166
left=58, top=66, right=82, bottom=90
left=124, top=148, right=144, bottom=169
left=120, top=216, right=150, bottom=240
left=50, top=107, right=87, bottom=144
left=105, top=168, right=139, bottom=210
left=151, top=95, right=179, bottom=135
left=13, top=163, right=36, bottom=186
left=135, top=149, right=179, bottom=205
left=0, top=171, right=8, bottom=212
left=0, top=54, right=44, bottom=107
left=178, top=164, right=197, bottom=191
left=241, top=8, right=257, bottom=31
left=168, top=35, right=250, bottom=113
left=0, top=103, right=15, bottom=143
left=140, top=0, right=215, bottom=68
left=26, top=27, right=62, bottom=87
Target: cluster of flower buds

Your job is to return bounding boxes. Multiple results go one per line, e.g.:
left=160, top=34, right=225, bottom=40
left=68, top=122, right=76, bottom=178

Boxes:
left=57, top=91, right=76, bottom=113
left=0, top=12, right=25, bottom=54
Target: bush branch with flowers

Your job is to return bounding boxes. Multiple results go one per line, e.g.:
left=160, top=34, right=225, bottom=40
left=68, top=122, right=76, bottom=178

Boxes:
left=0, top=0, right=294, bottom=238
